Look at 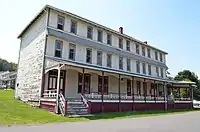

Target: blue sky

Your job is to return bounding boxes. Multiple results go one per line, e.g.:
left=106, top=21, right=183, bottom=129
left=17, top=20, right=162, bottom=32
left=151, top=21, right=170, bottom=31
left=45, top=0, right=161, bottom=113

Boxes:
left=0, top=0, right=199, bottom=77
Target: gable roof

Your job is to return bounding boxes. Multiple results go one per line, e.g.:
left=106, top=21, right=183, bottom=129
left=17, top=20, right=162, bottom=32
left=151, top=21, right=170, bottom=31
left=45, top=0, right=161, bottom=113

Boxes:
left=18, top=4, right=168, bottom=54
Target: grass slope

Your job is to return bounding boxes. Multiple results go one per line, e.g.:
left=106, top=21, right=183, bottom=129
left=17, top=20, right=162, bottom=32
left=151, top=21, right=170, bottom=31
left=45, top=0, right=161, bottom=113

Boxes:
left=0, top=90, right=87, bottom=125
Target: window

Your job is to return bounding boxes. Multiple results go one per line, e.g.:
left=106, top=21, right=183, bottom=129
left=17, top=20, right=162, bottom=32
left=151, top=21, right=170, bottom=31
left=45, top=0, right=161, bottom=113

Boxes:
left=98, top=76, right=108, bottom=94
left=148, top=64, right=151, bottom=75
left=119, top=38, right=123, bottom=49
left=142, top=46, right=145, bottom=56
left=160, top=68, right=164, bottom=78
left=126, top=40, right=130, bottom=51
left=136, top=44, right=140, bottom=54
left=136, top=81, right=141, bottom=96
left=57, top=15, right=65, bottom=30
left=147, top=48, right=151, bottom=58
left=68, top=44, right=76, bottom=60
left=127, top=58, right=131, bottom=71
left=55, top=40, right=63, bottom=58
left=142, top=63, right=146, bottom=74
left=156, top=67, right=159, bottom=77
left=87, top=26, right=93, bottom=39
left=107, top=53, right=112, bottom=67
left=70, top=20, right=77, bottom=34
left=136, top=61, right=140, bottom=73
left=107, top=33, right=112, bottom=45
left=86, top=48, right=92, bottom=63
left=119, top=56, right=123, bottom=70
left=97, top=30, right=103, bottom=42
left=97, top=51, right=102, bottom=66
left=155, top=51, right=158, bottom=60
left=160, top=53, right=163, bottom=62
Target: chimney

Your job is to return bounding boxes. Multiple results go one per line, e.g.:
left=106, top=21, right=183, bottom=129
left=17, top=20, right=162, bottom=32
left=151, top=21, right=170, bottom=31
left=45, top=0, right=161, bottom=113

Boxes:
left=119, top=27, right=123, bottom=34
left=144, top=41, right=148, bottom=44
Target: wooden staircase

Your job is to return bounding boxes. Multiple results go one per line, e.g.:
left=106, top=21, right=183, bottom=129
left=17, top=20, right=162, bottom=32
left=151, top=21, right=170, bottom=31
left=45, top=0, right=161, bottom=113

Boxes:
left=40, top=91, right=91, bottom=116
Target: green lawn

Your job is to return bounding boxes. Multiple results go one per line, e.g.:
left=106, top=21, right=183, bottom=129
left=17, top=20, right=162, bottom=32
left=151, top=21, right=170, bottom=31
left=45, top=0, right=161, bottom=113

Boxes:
left=0, top=89, right=88, bottom=125
left=0, top=89, right=198, bottom=126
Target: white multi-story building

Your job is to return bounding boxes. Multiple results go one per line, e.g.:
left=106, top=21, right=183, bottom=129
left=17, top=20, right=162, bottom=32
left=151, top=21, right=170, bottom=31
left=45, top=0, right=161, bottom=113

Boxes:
left=15, top=5, right=194, bottom=115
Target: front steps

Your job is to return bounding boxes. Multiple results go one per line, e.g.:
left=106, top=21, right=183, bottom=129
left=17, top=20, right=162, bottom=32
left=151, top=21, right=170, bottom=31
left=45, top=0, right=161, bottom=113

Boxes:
left=40, top=97, right=91, bottom=116
left=67, top=98, right=90, bottom=116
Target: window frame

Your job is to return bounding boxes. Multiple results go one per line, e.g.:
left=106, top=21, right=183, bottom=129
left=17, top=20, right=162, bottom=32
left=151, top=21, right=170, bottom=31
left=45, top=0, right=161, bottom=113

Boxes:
left=119, top=56, right=123, bottom=70
left=142, top=46, right=145, bottom=56
left=136, top=44, right=140, bottom=54
left=126, top=40, right=130, bottom=51
left=160, top=68, right=164, bottom=78
left=97, top=29, right=103, bottom=42
left=107, top=53, right=112, bottom=68
left=147, top=48, right=151, bottom=58
left=70, top=20, right=77, bottom=34
left=54, top=40, right=63, bottom=58
left=57, top=15, right=65, bottom=30
left=119, top=38, right=123, bottom=49
left=160, top=53, right=163, bottom=62
left=156, top=67, right=159, bottom=77
left=142, top=63, right=146, bottom=74
left=107, top=33, right=112, bottom=45
left=86, top=48, right=92, bottom=64
left=87, top=26, right=93, bottom=39
left=148, top=64, right=151, bottom=75
left=68, top=43, right=76, bottom=60
left=136, top=61, right=140, bottom=73
left=126, top=58, right=131, bottom=71
left=155, top=51, right=158, bottom=60
left=97, top=51, right=102, bottom=66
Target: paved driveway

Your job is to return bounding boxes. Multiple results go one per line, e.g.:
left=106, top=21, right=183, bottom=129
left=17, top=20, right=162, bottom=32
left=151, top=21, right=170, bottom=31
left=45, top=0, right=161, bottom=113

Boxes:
left=1, top=111, right=200, bottom=132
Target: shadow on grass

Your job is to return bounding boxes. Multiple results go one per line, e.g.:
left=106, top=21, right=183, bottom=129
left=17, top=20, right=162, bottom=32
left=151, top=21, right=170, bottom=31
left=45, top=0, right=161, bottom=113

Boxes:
left=83, top=109, right=200, bottom=120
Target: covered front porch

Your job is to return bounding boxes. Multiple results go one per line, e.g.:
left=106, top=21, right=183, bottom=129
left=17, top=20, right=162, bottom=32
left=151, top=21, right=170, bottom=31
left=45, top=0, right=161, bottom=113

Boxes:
left=40, top=57, right=195, bottom=115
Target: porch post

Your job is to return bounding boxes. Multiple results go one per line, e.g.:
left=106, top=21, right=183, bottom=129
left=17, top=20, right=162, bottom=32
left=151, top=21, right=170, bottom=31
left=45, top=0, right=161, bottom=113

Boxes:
left=101, top=71, right=104, bottom=113
left=131, top=76, right=134, bottom=111
left=82, top=68, right=85, bottom=94
left=56, top=65, right=61, bottom=114
left=143, top=79, right=147, bottom=103
left=164, top=83, right=167, bottom=111
left=179, top=88, right=181, bottom=98
left=118, top=74, right=121, bottom=112
left=191, top=85, right=194, bottom=101
left=154, top=80, right=156, bottom=103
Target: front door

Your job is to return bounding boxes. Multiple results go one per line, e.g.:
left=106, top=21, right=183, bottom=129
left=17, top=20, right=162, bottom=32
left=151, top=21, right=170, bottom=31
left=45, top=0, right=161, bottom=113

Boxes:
left=127, top=79, right=131, bottom=96
left=98, top=76, right=108, bottom=94
left=78, top=73, right=91, bottom=94
left=48, top=70, right=65, bottom=96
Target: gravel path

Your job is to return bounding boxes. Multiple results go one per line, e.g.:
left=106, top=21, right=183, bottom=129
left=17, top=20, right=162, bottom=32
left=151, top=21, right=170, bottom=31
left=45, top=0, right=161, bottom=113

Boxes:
left=1, top=111, right=200, bottom=132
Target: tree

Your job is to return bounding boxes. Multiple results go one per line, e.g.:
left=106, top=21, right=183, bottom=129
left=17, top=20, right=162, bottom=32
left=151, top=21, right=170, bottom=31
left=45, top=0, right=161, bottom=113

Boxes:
left=174, top=70, right=200, bottom=100
left=0, top=58, right=17, bottom=72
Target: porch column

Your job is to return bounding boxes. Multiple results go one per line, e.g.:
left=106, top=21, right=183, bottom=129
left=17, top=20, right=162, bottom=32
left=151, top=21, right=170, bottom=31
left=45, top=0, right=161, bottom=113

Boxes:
left=131, top=77, right=134, bottom=111
left=143, top=79, right=147, bottom=103
left=56, top=65, right=61, bottom=114
left=178, top=88, right=181, bottom=98
left=101, top=71, right=104, bottom=113
left=164, top=83, right=167, bottom=111
left=82, top=68, right=85, bottom=94
left=154, top=80, right=156, bottom=103
left=191, top=85, right=194, bottom=101
left=118, top=74, right=121, bottom=112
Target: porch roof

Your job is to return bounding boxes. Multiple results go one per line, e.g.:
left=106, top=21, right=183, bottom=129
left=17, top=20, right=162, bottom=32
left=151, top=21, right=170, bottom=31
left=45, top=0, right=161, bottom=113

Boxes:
left=45, top=56, right=171, bottom=83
